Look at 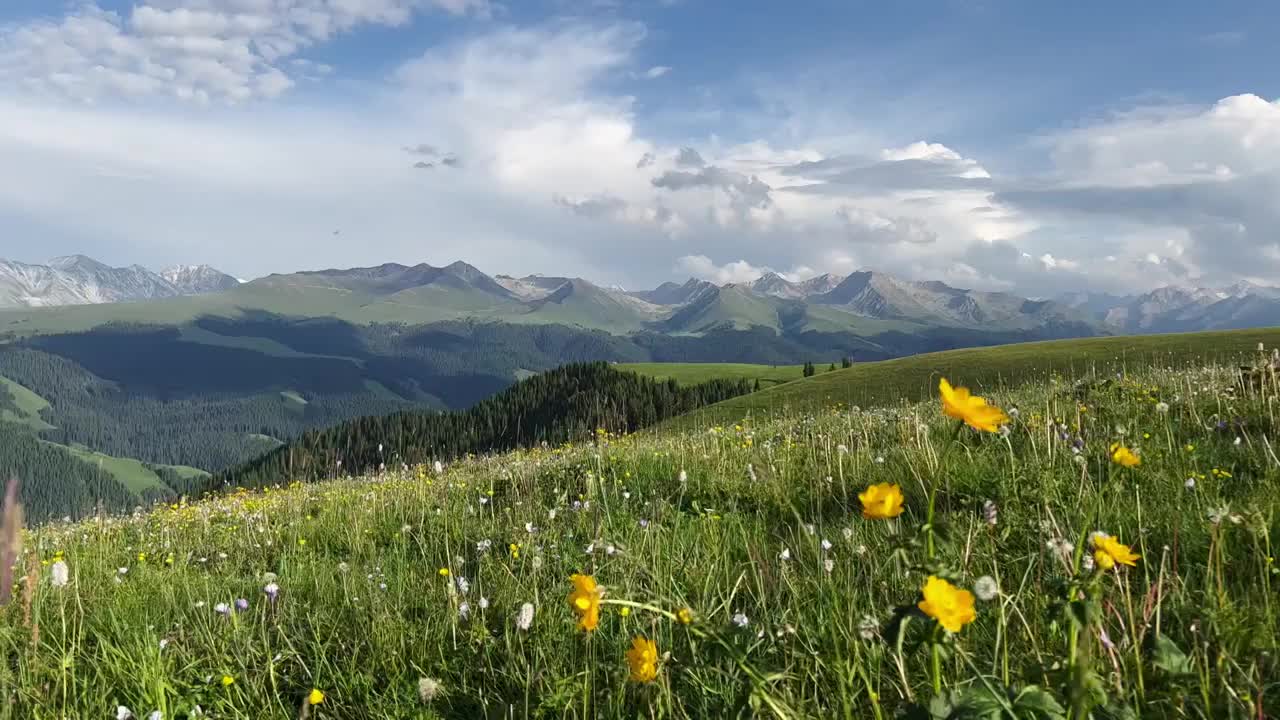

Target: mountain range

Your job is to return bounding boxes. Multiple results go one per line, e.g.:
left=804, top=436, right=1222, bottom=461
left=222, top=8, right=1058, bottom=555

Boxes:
left=0, top=255, right=238, bottom=308
left=0, top=254, right=1278, bottom=337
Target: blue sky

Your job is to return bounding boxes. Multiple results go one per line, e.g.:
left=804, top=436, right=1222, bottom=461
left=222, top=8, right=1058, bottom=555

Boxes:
left=1, top=0, right=1278, bottom=294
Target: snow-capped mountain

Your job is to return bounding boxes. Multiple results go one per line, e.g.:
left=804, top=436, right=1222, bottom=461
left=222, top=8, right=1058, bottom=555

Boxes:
left=161, top=265, right=241, bottom=295
left=1056, top=281, right=1280, bottom=333
left=0, top=255, right=238, bottom=309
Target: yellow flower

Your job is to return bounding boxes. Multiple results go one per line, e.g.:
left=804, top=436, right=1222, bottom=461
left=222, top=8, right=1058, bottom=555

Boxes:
left=619, top=606, right=631, bottom=617
left=625, top=636, right=658, bottom=683
left=938, top=378, right=1009, bottom=432
left=676, top=607, right=693, bottom=625
left=917, top=576, right=977, bottom=633
left=858, top=483, right=905, bottom=520
left=568, top=574, right=602, bottom=632
left=1110, top=443, right=1141, bottom=467
left=1092, top=534, right=1139, bottom=571
left=308, top=688, right=325, bottom=705
left=221, top=675, right=235, bottom=687
left=438, top=567, right=450, bottom=577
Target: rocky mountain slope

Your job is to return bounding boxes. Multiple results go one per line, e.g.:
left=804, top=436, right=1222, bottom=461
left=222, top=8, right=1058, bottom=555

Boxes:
left=0, top=255, right=237, bottom=308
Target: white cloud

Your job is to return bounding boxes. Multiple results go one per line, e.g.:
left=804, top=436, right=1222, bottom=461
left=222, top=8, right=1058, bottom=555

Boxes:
left=675, top=255, right=767, bottom=284
left=0, top=0, right=488, bottom=104
left=641, top=65, right=670, bottom=79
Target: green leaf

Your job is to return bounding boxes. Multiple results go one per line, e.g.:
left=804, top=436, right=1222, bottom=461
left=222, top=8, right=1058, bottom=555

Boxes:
left=1150, top=634, right=1194, bottom=677
left=951, top=686, right=1006, bottom=719
left=1012, top=686, right=1067, bottom=720
left=928, top=692, right=955, bottom=720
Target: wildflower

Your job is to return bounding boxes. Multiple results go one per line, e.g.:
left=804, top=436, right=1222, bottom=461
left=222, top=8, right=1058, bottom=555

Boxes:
left=476, top=539, right=492, bottom=553
left=479, top=597, right=490, bottom=610
left=982, top=500, right=998, bottom=526
left=117, top=707, right=133, bottom=720
left=220, top=675, right=235, bottom=687
left=939, top=378, right=1009, bottom=432
left=234, top=598, right=249, bottom=612
left=50, top=560, right=69, bottom=588
left=516, top=602, right=535, bottom=631
left=842, top=527, right=853, bottom=540
left=1155, top=402, right=1169, bottom=414
left=433, top=460, right=444, bottom=474
left=626, top=637, right=659, bottom=683
left=676, top=607, right=694, bottom=625
left=858, top=483, right=905, bottom=520
left=458, top=602, right=470, bottom=620
left=823, top=558, right=834, bottom=574
left=820, top=538, right=832, bottom=551
left=1110, top=444, right=1141, bottom=467
left=732, top=612, right=749, bottom=628
left=918, top=576, right=977, bottom=633
left=148, top=712, right=162, bottom=720
left=509, top=543, right=521, bottom=559
left=214, top=602, right=231, bottom=616
left=1091, top=533, right=1139, bottom=571
left=973, top=576, right=998, bottom=602
left=678, top=469, right=688, bottom=483
left=308, top=689, right=325, bottom=705
left=857, top=615, right=879, bottom=640
left=418, top=677, right=441, bottom=703
left=455, top=576, right=470, bottom=595
left=1184, top=477, right=1196, bottom=490
left=568, top=575, right=602, bottom=631
left=263, top=582, right=280, bottom=601
left=778, top=548, right=791, bottom=561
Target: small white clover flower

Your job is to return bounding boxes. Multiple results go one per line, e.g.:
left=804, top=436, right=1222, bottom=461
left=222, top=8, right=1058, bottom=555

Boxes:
left=731, top=612, right=749, bottom=628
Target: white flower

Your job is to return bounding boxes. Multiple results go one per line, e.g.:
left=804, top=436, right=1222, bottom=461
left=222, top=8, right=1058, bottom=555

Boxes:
left=50, top=560, right=69, bottom=588
left=857, top=615, right=879, bottom=640
left=476, top=539, right=492, bottom=553
left=803, top=524, right=815, bottom=536
left=516, top=602, right=535, bottom=631
left=823, top=558, right=834, bottom=574
left=820, top=539, right=832, bottom=552
left=1155, top=402, right=1169, bottom=414
left=547, top=509, right=557, bottom=520
left=836, top=444, right=848, bottom=454
left=1082, top=554, right=1096, bottom=571
left=1008, top=406, right=1020, bottom=419
left=458, top=602, right=470, bottom=620
left=433, top=460, right=444, bottom=474
left=778, top=548, right=791, bottom=561
left=117, top=567, right=128, bottom=576
left=678, top=470, right=688, bottom=483
left=874, top=456, right=884, bottom=464
left=1184, top=477, right=1196, bottom=490
left=531, top=555, right=543, bottom=571
left=973, top=576, right=998, bottom=602
left=455, top=576, right=470, bottom=596
left=117, top=706, right=134, bottom=720
left=214, top=603, right=230, bottom=616
left=337, top=562, right=350, bottom=573
left=159, top=638, right=170, bottom=651
left=148, top=712, right=163, bottom=720
left=525, top=522, right=536, bottom=534
left=732, top=612, right=749, bottom=628
left=479, top=597, right=490, bottom=610
left=418, top=677, right=441, bottom=703
left=842, top=527, right=853, bottom=540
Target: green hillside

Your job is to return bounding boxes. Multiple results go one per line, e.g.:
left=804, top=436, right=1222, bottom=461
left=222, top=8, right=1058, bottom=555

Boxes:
left=17, top=350, right=1278, bottom=717
left=0, top=375, right=55, bottom=431
left=618, top=362, right=805, bottom=386
left=676, top=327, right=1280, bottom=425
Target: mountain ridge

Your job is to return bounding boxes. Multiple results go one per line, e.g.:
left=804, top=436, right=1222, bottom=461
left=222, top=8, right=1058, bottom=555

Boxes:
left=0, top=256, right=237, bottom=309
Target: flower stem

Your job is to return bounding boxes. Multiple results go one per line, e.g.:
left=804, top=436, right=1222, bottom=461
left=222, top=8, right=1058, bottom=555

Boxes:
left=926, top=421, right=965, bottom=560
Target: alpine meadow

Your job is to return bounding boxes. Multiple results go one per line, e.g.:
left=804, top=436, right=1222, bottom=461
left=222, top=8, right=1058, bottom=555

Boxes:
left=6, top=0, right=1280, bottom=717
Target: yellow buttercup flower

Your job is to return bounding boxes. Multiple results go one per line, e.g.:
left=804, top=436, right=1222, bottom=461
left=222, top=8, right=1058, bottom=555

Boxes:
left=1110, top=443, right=1140, bottom=467
left=938, top=378, right=1009, bottom=433
left=568, top=574, right=602, bottom=632
left=308, top=689, right=325, bottom=705
left=1092, top=533, right=1139, bottom=571
left=918, top=576, right=977, bottom=633
left=858, top=483, right=905, bottom=520
left=221, top=675, right=235, bottom=687
left=626, top=636, right=658, bottom=683
left=676, top=607, right=693, bottom=625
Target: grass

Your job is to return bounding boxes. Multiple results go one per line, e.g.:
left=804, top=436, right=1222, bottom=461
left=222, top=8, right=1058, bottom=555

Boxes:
left=676, top=326, right=1280, bottom=426
left=0, top=376, right=55, bottom=431
left=618, top=362, right=806, bottom=386
left=9, top=342, right=1280, bottom=718
left=55, top=443, right=173, bottom=495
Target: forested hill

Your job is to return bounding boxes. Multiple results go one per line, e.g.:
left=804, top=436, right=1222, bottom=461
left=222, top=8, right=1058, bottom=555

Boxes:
left=216, top=363, right=752, bottom=488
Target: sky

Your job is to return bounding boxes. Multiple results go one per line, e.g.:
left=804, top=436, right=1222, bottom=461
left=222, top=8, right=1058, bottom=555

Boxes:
left=1, top=1, right=1279, bottom=296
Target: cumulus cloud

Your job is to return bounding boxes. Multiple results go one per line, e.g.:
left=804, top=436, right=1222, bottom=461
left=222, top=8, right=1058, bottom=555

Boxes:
left=836, top=206, right=937, bottom=245
left=997, top=94, right=1280, bottom=286
left=675, top=255, right=769, bottom=284
left=0, top=0, right=488, bottom=104
left=781, top=142, right=992, bottom=194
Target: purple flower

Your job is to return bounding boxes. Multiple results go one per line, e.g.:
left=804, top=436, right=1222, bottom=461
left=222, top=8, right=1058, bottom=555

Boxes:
left=638, top=519, right=649, bottom=530
left=235, top=598, right=249, bottom=612
left=263, top=583, right=279, bottom=601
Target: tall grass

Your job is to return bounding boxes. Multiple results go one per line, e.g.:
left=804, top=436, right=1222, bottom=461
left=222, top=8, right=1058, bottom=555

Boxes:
left=5, top=352, right=1279, bottom=718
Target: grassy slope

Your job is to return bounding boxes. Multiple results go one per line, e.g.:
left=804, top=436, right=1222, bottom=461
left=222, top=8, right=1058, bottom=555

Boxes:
left=0, top=375, right=55, bottom=431
left=53, top=443, right=184, bottom=495
left=17, top=356, right=1278, bottom=717
left=619, top=362, right=805, bottom=386
left=677, top=326, right=1280, bottom=425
